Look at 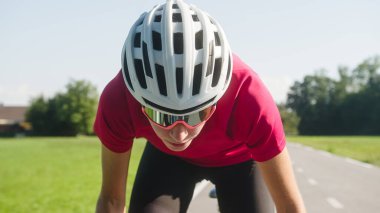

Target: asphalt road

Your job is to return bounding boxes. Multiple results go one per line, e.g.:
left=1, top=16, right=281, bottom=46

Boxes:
left=188, top=143, right=380, bottom=213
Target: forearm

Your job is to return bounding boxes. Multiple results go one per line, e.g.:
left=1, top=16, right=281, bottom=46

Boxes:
left=275, top=195, right=306, bottom=213
left=258, top=147, right=306, bottom=213
left=271, top=167, right=306, bottom=213
left=96, top=146, right=131, bottom=213
left=96, top=196, right=126, bottom=213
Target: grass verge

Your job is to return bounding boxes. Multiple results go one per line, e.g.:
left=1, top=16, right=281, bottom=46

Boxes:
left=287, top=136, right=380, bottom=167
left=0, top=136, right=146, bottom=213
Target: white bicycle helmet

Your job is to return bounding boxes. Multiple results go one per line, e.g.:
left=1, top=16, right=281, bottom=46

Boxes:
left=121, top=0, right=232, bottom=115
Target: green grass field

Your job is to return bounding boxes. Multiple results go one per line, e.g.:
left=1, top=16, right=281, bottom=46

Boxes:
left=1, top=136, right=379, bottom=212
left=0, top=136, right=146, bottom=213
left=287, top=136, right=380, bottom=167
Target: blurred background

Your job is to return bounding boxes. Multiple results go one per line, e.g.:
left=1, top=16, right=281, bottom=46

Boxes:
left=2, top=0, right=380, bottom=136
left=1, top=0, right=379, bottom=105
left=1, top=0, right=379, bottom=212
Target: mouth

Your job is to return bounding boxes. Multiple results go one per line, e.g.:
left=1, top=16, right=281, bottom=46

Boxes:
left=165, top=139, right=192, bottom=148
left=169, top=142, right=186, bottom=147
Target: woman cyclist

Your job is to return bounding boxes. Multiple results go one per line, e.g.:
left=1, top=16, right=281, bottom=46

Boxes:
left=94, top=0, right=306, bottom=212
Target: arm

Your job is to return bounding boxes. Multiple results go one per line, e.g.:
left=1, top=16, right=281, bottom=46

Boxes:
left=96, top=144, right=132, bottom=213
left=257, top=147, right=306, bottom=213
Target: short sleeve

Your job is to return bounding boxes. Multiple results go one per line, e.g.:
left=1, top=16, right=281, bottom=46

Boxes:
left=228, top=69, right=286, bottom=162
left=93, top=72, right=135, bottom=153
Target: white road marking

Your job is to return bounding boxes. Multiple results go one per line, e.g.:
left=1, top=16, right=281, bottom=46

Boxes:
left=345, top=158, right=373, bottom=169
left=307, top=178, right=318, bottom=185
left=318, top=150, right=333, bottom=157
left=304, top=147, right=314, bottom=151
left=296, top=168, right=304, bottom=173
left=326, top=197, right=344, bottom=209
left=192, top=180, right=210, bottom=199
left=290, top=143, right=302, bottom=148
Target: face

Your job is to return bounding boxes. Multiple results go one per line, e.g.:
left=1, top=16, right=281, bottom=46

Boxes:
left=149, top=120, right=206, bottom=152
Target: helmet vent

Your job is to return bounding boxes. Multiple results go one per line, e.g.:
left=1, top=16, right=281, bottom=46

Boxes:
left=134, top=59, right=147, bottom=89
left=176, top=67, right=183, bottom=95
left=172, top=4, right=179, bottom=9
left=192, top=64, right=203, bottom=95
left=206, top=42, right=215, bottom=76
left=172, top=13, right=182, bottom=22
left=142, top=42, right=153, bottom=78
left=152, top=31, right=162, bottom=50
left=134, top=32, right=141, bottom=48
left=208, top=17, right=214, bottom=24
left=212, top=58, right=222, bottom=87
left=195, top=30, right=203, bottom=50
left=214, top=32, right=221, bottom=46
left=173, top=32, right=184, bottom=54
left=155, top=64, right=167, bottom=96
left=224, top=56, right=232, bottom=89
left=154, top=15, right=162, bottom=22
left=192, top=15, right=199, bottom=22
left=122, top=54, right=134, bottom=91
left=136, top=18, right=144, bottom=26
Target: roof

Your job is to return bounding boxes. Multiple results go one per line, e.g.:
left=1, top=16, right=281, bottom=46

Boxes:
left=0, top=106, right=28, bottom=124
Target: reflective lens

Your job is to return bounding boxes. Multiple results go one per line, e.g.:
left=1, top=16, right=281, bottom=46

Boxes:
left=142, top=105, right=216, bottom=129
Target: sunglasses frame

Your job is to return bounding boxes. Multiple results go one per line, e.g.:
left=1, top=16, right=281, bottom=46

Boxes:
left=141, top=105, right=216, bottom=130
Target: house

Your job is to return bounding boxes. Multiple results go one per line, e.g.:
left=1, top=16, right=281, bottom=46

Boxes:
left=0, top=105, right=30, bottom=136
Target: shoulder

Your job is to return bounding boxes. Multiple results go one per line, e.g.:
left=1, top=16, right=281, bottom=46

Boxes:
left=220, top=54, right=279, bottom=126
left=226, top=55, right=286, bottom=159
left=100, top=71, right=128, bottom=103
left=94, top=70, right=137, bottom=152
left=97, top=70, right=141, bottom=119
left=231, top=54, right=254, bottom=73
left=226, top=54, right=281, bottom=129
left=100, top=71, right=139, bottom=106
left=227, top=54, right=271, bottom=104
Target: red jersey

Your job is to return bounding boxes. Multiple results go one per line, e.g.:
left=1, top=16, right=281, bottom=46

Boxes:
left=94, top=55, right=286, bottom=167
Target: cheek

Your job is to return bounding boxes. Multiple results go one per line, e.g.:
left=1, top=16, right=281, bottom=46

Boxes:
left=189, top=123, right=206, bottom=137
left=149, top=121, right=170, bottom=137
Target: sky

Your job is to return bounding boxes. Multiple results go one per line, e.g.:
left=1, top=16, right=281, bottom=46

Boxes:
left=1, top=0, right=379, bottom=106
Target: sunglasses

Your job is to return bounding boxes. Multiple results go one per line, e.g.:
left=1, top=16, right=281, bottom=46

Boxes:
left=142, top=105, right=216, bottom=130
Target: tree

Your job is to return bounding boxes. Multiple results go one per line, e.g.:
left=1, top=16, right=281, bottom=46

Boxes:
left=339, top=56, right=380, bottom=135
left=25, top=96, right=49, bottom=135
left=286, top=55, right=380, bottom=135
left=277, top=104, right=299, bottom=135
left=286, top=70, right=337, bottom=135
left=26, top=80, right=98, bottom=136
left=55, top=80, right=99, bottom=135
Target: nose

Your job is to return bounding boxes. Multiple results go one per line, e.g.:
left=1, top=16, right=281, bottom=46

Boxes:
left=169, top=123, right=189, bottom=142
